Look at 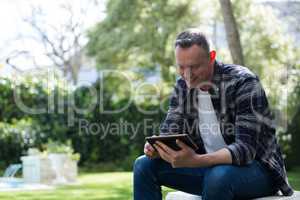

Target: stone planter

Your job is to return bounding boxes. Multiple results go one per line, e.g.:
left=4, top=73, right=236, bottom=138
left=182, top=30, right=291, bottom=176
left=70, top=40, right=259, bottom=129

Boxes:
left=21, top=154, right=78, bottom=185
left=21, top=156, right=55, bottom=184
left=48, top=153, right=68, bottom=184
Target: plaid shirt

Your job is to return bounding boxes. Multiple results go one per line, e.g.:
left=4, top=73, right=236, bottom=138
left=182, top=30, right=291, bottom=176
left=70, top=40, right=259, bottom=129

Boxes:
left=160, top=61, right=294, bottom=196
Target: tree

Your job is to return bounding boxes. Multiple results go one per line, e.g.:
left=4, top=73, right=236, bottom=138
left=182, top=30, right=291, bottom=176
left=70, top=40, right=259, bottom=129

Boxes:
left=24, top=5, right=85, bottom=84
left=2, top=1, right=100, bottom=85
left=219, top=0, right=244, bottom=65
left=87, top=0, right=201, bottom=83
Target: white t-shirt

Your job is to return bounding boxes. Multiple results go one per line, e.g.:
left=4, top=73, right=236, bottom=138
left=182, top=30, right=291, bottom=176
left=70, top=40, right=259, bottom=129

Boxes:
left=197, top=89, right=227, bottom=153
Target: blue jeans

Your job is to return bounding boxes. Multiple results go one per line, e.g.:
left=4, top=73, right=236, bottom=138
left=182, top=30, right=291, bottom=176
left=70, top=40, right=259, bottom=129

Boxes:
left=133, top=155, right=277, bottom=200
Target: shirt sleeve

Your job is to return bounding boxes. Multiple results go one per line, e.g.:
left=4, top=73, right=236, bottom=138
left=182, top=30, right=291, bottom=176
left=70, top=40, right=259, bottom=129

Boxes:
left=226, top=77, right=268, bottom=165
left=160, top=80, right=185, bottom=135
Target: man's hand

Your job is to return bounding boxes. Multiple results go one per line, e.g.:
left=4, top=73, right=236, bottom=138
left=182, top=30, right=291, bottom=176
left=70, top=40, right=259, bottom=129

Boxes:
left=154, top=139, right=198, bottom=168
left=144, top=142, right=160, bottom=159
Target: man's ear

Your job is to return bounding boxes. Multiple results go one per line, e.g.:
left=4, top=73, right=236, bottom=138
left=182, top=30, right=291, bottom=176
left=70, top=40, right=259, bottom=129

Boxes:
left=209, top=50, right=216, bottom=64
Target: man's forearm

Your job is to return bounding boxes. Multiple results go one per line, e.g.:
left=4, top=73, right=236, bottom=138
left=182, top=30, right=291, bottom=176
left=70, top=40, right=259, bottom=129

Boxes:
left=192, top=148, right=232, bottom=167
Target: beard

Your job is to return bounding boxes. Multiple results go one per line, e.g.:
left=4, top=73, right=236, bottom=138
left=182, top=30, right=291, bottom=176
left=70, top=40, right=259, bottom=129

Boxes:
left=184, top=76, right=206, bottom=89
left=185, top=77, right=212, bottom=91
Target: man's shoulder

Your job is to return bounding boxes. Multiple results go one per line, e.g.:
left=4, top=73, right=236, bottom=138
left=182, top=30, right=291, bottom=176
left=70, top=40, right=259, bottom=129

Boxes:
left=219, top=62, right=258, bottom=81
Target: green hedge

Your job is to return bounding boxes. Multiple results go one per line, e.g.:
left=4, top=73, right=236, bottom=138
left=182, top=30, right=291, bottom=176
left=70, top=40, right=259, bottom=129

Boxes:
left=0, top=77, right=166, bottom=170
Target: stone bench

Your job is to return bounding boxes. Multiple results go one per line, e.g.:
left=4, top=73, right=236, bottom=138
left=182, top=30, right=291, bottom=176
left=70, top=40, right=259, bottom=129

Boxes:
left=165, top=191, right=300, bottom=200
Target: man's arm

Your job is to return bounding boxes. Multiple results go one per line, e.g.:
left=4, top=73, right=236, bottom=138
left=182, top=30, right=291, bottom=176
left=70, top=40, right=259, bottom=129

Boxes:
left=160, top=79, right=185, bottom=135
left=154, top=140, right=232, bottom=168
left=192, top=148, right=232, bottom=167
left=224, top=77, right=266, bottom=166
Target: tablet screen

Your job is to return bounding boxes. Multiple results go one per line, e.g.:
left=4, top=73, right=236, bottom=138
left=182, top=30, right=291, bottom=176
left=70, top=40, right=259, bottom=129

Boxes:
left=145, top=134, right=198, bottom=151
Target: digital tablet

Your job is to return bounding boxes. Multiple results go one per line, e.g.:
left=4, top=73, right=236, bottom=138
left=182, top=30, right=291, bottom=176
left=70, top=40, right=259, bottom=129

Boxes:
left=145, top=134, right=199, bottom=151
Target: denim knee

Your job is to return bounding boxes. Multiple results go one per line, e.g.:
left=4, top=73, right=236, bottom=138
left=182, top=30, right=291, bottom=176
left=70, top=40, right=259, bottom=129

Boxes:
left=133, top=155, right=162, bottom=200
left=202, top=165, right=234, bottom=199
left=133, top=155, right=154, bottom=176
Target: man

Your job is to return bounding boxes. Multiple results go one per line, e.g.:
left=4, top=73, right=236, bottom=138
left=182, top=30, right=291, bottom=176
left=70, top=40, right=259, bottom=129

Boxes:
left=133, top=29, right=293, bottom=200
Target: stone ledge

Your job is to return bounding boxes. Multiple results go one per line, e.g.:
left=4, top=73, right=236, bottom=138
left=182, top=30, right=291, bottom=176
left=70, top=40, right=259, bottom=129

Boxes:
left=165, top=191, right=300, bottom=200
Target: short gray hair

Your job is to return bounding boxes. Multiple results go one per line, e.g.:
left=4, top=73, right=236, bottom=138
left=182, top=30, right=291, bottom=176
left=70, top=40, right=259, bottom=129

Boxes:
left=175, top=28, right=210, bottom=57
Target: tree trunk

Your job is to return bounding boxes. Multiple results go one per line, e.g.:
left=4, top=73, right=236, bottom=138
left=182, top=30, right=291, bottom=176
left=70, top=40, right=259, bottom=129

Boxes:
left=219, top=0, right=244, bottom=65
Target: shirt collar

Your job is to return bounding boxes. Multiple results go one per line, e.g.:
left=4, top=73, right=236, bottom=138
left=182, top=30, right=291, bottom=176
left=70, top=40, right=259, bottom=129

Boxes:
left=211, top=60, right=223, bottom=84
left=208, top=60, right=223, bottom=95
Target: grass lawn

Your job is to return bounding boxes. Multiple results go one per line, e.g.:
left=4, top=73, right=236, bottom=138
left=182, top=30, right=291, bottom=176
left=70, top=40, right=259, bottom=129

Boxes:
left=0, top=169, right=299, bottom=200
left=0, top=172, right=173, bottom=200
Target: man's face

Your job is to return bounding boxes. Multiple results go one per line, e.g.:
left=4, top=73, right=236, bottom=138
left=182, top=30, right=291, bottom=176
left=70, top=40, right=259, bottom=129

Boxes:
left=175, top=44, right=213, bottom=89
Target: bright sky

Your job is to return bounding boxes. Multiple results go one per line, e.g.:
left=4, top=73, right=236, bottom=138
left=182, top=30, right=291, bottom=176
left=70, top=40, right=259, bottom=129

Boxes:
left=0, top=0, right=105, bottom=76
